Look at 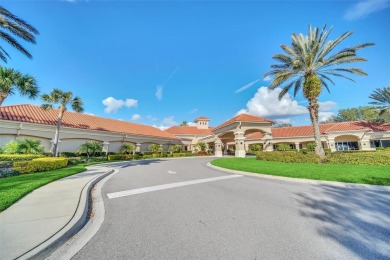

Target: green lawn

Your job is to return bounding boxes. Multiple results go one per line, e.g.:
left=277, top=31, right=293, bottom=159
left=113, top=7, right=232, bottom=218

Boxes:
left=211, top=158, right=390, bottom=186
left=0, top=162, right=102, bottom=212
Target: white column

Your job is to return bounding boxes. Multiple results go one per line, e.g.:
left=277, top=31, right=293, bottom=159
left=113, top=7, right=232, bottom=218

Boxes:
left=234, top=131, right=246, bottom=158
left=214, top=138, right=223, bottom=157
left=102, top=141, right=110, bottom=155
left=295, top=142, right=300, bottom=151
left=136, top=143, right=141, bottom=152
left=328, top=138, right=336, bottom=152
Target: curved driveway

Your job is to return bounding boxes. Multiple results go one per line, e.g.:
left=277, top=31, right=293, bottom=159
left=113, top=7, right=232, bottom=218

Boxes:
left=73, top=157, right=390, bottom=259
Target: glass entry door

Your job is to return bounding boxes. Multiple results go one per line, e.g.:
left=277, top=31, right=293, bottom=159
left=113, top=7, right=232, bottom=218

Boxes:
left=335, top=142, right=359, bottom=151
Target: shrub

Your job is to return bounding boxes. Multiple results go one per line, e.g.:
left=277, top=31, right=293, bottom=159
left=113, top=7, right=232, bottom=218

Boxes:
left=256, top=151, right=321, bottom=164
left=120, top=144, right=136, bottom=154
left=0, top=154, right=45, bottom=162
left=152, top=153, right=160, bottom=158
left=59, top=152, right=78, bottom=158
left=67, top=157, right=87, bottom=165
left=0, top=168, right=19, bottom=178
left=108, top=154, right=132, bottom=161
left=13, top=158, right=68, bottom=174
left=194, top=141, right=207, bottom=152
left=276, top=143, right=291, bottom=151
left=4, top=139, right=44, bottom=154
left=169, top=145, right=183, bottom=153
left=324, top=149, right=332, bottom=155
left=325, top=152, right=390, bottom=165
left=249, top=144, right=263, bottom=152
left=148, top=144, right=163, bottom=153
left=173, top=153, right=187, bottom=157
left=306, top=142, right=316, bottom=151
left=143, top=155, right=153, bottom=159
left=0, top=161, right=13, bottom=168
left=197, top=151, right=208, bottom=156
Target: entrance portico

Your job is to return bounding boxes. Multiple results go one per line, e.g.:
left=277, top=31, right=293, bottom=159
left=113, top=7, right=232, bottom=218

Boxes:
left=212, top=114, right=274, bottom=158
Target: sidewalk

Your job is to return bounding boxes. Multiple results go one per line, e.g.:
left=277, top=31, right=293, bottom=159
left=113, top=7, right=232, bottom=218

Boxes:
left=0, top=165, right=113, bottom=260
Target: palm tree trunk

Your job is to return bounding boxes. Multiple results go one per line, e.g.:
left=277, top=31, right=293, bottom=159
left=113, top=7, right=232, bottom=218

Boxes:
left=308, top=98, right=325, bottom=157
left=52, top=109, right=64, bottom=157
left=0, top=92, right=8, bottom=106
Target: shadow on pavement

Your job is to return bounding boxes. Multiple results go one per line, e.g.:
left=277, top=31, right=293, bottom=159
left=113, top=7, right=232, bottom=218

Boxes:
left=296, top=184, right=390, bottom=259
left=106, top=159, right=162, bottom=168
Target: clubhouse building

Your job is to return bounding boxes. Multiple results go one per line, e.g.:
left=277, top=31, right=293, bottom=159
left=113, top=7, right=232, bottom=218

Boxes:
left=1, top=104, right=390, bottom=157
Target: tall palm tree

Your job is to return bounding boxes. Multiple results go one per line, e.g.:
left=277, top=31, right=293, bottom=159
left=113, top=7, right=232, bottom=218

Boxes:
left=369, top=86, right=390, bottom=116
left=0, top=6, right=39, bottom=62
left=41, top=89, right=84, bottom=157
left=264, top=25, right=374, bottom=156
left=0, top=66, right=38, bottom=105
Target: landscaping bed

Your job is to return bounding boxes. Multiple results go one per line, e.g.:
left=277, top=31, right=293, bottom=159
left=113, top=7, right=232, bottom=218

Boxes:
left=211, top=158, right=390, bottom=186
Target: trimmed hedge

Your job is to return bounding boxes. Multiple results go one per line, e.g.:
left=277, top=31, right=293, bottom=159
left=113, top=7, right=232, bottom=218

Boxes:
left=107, top=154, right=133, bottom=161
left=325, top=152, right=390, bottom=165
left=0, top=154, right=45, bottom=162
left=13, top=158, right=68, bottom=174
left=256, top=151, right=321, bottom=164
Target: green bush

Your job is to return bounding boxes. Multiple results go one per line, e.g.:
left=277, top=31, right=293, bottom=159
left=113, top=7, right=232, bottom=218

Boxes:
left=13, top=158, right=68, bottom=174
left=0, top=161, right=13, bottom=168
left=0, top=154, right=45, bottom=162
left=0, top=168, right=19, bottom=178
left=256, top=151, right=321, bottom=164
left=324, top=149, right=332, bottom=155
left=107, top=154, right=132, bottom=161
left=173, top=153, right=187, bottom=157
left=143, top=155, right=153, bottom=159
left=59, top=152, right=78, bottom=157
left=325, top=152, right=390, bottom=165
left=197, top=151, right=208, bottom=156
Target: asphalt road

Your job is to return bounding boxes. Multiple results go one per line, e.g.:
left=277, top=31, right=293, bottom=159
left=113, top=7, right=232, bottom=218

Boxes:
left=73, top=157, right=390, bottom=259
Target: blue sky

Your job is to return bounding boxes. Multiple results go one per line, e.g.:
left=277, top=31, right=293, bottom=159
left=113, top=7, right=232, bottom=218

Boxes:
left=2, top=0, right=389, bottom=128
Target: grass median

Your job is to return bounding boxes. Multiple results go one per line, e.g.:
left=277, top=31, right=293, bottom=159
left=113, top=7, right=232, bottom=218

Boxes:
left=211, top=158, right=390, bottom=186
left=0, top=162, right=103, bottom=212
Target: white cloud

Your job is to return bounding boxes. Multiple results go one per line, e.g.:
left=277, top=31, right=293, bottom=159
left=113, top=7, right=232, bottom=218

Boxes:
left=275, top=118, right=292, bottom=125
left=190, top=108, right=198, bottom=114
left=344, top=0, right=390, bottom=20
left=147, top=115, right=158, bottom=121
left=156, top=85, right=163, bottom=101
left=263, top=75, right=273, bottom=82
left=153, top=116, right=178, bottom=130
left=237, top=87, right=307, bottom=118
left=235, top=79, right=260, bottom=93
left=125, top=99, right=138, bottom=108
left=188, top=122, right=196, bottom=126
left=84, top=112, right=94, bottom=116
left=319, top=101, right=338, bottom=112
left=102, top=97, right=138, bottom=113
left=131, top=114, right=141, bottom=121
left=319, top=112, right=335, bottom=122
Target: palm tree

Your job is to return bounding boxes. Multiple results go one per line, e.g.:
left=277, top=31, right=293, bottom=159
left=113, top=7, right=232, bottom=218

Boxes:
left=0, top=66, right=38, bottom=105
left=120, top=143, right=136, bottom=154
left=17, top=138, right=44, bottom=154
left=369, top=86, right=390, bottom=116
left=78, top=141, right=103, bottom=160
left=264, top=25, right=374, bottom=156
left=41, top=89, right=84, bottom=157
left=0, top=6, right=39, bottom=62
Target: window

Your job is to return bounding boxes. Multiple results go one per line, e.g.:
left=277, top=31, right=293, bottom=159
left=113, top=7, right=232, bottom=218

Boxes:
left=335, top=142, right=359, bottom=151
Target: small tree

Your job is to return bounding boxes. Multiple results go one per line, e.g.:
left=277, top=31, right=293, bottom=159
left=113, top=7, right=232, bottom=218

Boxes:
left=3, top=138, right=43, bottom=154
left=180, top=121, right=188, bottom=126
left=277, top=143, right=291, bottom=151
left=249, top=144, right=263, bottom=152
left=369, top=86, right=390, bottom=116
left=148, top=144, right=163, bottom=153
left=78, top=141, right=103, bottom=160
left=120, top=143, right=136, bottom=154
left=17, top=138, right=44, bottom=154
left=195, top=141, right=207, bottom=152
left=169, top=144, right=183, bottom=154
left=306, top=142, right=316, bottom=151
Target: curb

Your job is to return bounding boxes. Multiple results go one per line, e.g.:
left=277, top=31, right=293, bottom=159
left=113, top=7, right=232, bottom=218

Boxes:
left=19, top=167, right=114, bottom=260
left=207, top=162, right=390, bottom=192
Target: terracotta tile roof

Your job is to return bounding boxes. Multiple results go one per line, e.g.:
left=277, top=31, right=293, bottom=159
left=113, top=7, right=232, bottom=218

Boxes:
left=0, top=104, right=178, bottom=140
left=213, top=114, right=274, bottom=131
left=324, top=121, right=390, bottom=132
left=194, top=116, right=210, bottom=121
left=268, top=121, right=390, bottom=139
left=165, top=126, right=214, bottom=135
